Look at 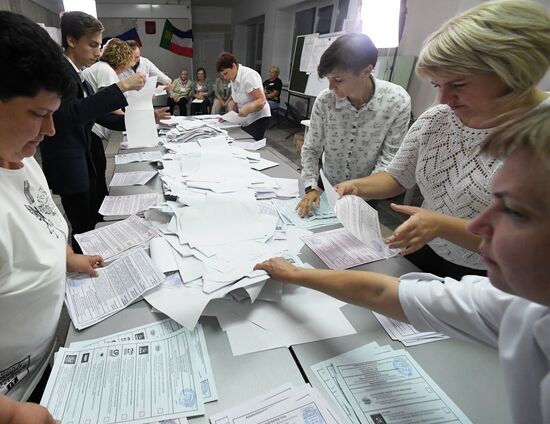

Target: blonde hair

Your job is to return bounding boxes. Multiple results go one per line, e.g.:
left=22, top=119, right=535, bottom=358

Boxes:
left=416, top=0, right=550, bottom=101
left=100, top=38, right=134, bottom=71
left=482, top=104, right=550, bottom=169
left=269, top=66, right=280, bottom=75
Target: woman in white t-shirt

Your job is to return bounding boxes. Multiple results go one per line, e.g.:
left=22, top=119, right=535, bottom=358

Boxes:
left=0, top=11, right=104, bottom=422
left=216, top=52, right=271, bottom=140
left=335, top=0, right=550, bottom=279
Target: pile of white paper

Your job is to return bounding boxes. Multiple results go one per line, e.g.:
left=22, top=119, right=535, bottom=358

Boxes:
left=41, top=319, right=216, bottom=423
left=373, top=312, right=449, bottom=346
left=311, top=341, right=473, bottom=424
left=210, top=383, right=340, bottom=424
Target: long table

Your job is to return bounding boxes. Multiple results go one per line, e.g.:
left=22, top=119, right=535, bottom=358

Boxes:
left=66, top=125, right=512, bottom=424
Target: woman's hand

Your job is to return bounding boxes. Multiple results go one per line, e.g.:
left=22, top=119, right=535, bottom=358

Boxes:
left=334, top=180, right=359, bottom=197
left=385, top=204, right=444, bottom=254
left=154, top=107, right=171, bottom=123
left=254, top=257, right=300, bottom=282
left=296, top=190, right=320, bottom=217
left=66, top=251, right=104, bottom=277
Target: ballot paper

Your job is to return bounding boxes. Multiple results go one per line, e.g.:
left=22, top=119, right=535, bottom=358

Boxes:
left=125, top=76, right=159, bottom=148
left=221, top=110, right=253, bottom=126
left=109, top=170, right=157, bottom=186
left=192, top=98, right=205, bottom=103
left=65, top=249, right=165, bottom=329
left=232, top=138, right=266, bottom=151
left=41, top=328, right=205, bottom=423
left=115, top=150, right=162, bottom=164
left=301, top=195, right=399, bottom=269
left=68, top=319, right=218, bottom=403
left=311, top=342, right=473, bottom=424
left=74, top=215, right=161, bottom=262
left=211, top=384, right=339, bottom=424
left=99, top=193, right=164, bottom=218
left=372, top=312, right=449, bottom=346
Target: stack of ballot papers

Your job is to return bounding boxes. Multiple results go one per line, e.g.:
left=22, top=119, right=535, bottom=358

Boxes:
left=300, top=171, right=399, bottom=269
left=115, top=150, right=162, bottom=165
left=64, top=248, right=166, bottom=329
left=99, top=192, right=164, bottom=219
left=271, top=195, right=340, bottom=230
left=41, top=319, right=216, bottom=423
left=75, top=215, right=161, bottom=262
left=210, top=384, right=340, bottom=424
left=311, top=341, right=473, bottom=424
left=109, top=170, right=157, bottom=186
left=373, top=312, right=449, bottom=346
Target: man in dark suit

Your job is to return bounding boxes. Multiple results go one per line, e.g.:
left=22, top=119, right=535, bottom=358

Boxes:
left=39, top=11, right=147, bottom=251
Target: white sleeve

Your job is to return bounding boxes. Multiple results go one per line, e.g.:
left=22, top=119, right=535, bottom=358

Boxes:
left=300, top=93, right=326, bottom=189
left=243, top=70, right=263, bottom=94
left=398, top=273, right=516, bottom=348
left=143, top=57, right=171, bottom=85
left=96, top=66, right=119, bottom=90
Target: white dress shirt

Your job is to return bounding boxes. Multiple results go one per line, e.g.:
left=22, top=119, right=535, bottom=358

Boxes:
left=118, top=56, right=171, bottom=85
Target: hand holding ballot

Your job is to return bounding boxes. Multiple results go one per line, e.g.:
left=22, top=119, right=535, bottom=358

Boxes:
left=66, top=247, right=104, bottom=277
left=117, top=71, right=147, bottom=93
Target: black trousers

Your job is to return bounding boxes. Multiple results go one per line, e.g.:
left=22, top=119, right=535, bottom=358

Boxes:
left=242, top=117, right=270, bottom=141
left=405, top=244, right=487, bottom=280
left=62, top=134, right=108, bottom=252
left=167, top=97, right=188, bottom=116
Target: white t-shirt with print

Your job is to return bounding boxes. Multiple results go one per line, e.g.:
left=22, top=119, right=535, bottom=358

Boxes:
left=0, top=157, right=68, bottom=401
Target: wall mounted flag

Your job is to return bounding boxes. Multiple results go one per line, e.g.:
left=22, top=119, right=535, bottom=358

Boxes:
left=160, top=19, right=193, bottom=57
left=102, top=27, right=141, bottom=46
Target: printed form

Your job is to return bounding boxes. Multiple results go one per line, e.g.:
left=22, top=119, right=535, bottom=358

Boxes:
left=65, top=249, right=165, bottom=329
left=41, top=328, right=205, bottom=423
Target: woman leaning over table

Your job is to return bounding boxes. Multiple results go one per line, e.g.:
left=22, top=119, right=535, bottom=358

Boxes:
left=216, top=52, right=271, bottom=141
left=335, top=0, right=550, bottom=279
left=0, top=11, right=104, bottom=422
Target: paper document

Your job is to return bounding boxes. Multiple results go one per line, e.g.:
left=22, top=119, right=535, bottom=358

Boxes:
left=68, top=319, right=218, bottom=403
left=232, top=139, right=266, bottom=151
left=65, top=249, right=165, bottom=329
left=109, top=170, right=157, bottom=186
left=99, top=193, right=163, bottom=218
left=301, top=194, right=398, bottom=269
left=192, top=98, right=204, bottom=103
left=74, top=215, right=161, bottom=262
left=311, top=342, right=472, bottom=424
left=115, top=150, right=162, bottom=164
left=41, top=328, right=205, bottom=423
left=125, top=76, right=159, bottom=148
left=221, top=110, right=251, bottom=126
left=373, top=312, right=449, bottom=346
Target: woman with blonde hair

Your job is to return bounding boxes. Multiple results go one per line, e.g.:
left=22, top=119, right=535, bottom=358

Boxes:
left=336, top=0, right=550, bottom=279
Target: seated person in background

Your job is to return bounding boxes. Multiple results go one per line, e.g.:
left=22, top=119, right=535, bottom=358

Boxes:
left=335, top=0, right=550, bottom=279
left=82, top=38, right=135, bottom=203
left=212, top=74, right=234, bottom=114
left=168, top=68, right=193, bottom=115
left=256, top=104, right=550, bottom=424
left=119, top=40, right=172, bottom=86
left=0, top=11, right=104, bottom=420
left=216, top=52, right=271, bottom=140
left=263, top=65, right=282, bottom=109
left=297, top=33, right=411, bottom=217
left=190, top=67, right=213, bottom=115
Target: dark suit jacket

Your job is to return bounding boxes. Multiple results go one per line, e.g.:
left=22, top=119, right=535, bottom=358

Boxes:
left=40, top=58, right=128, bottom=195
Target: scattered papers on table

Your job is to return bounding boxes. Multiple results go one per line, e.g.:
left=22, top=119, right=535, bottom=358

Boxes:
left=125, top=76, right=159, bottom=148
left=373, top=312, right=449, bottom=346
left=109, top=170, right=157, bottom=186
left=233, top=138, right=266, bottom=151
left=311, top=342, right=472, bottom=424
left=41, top=328, right=205, bottom=423
left=74, top=215, right=161, bottom=262
left=64, top=249, right=165, bottom=329
left=272, top=195, right=340, bottom=230
left=99, top=193, right=163, bottom=218
left=115, top=150, right=162, bottom=165
left=210, top=383, right=339, bottom=424
left=68, top=318, right=218, bottom=403
left=301, top=194, right=398, bottom=269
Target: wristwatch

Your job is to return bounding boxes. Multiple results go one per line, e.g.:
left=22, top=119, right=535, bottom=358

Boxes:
left=305, top=186, right=317, bottom=194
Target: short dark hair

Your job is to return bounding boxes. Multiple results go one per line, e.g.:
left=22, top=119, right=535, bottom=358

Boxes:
left=317, top=33, right=378, bottom=78
left=216, top=52, right=238, bottom=72
left=0, top=11, right=75, bottom=100
left=126, top=39, right=139, bottom=50
left=61, top=11, right=103, bottom=49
